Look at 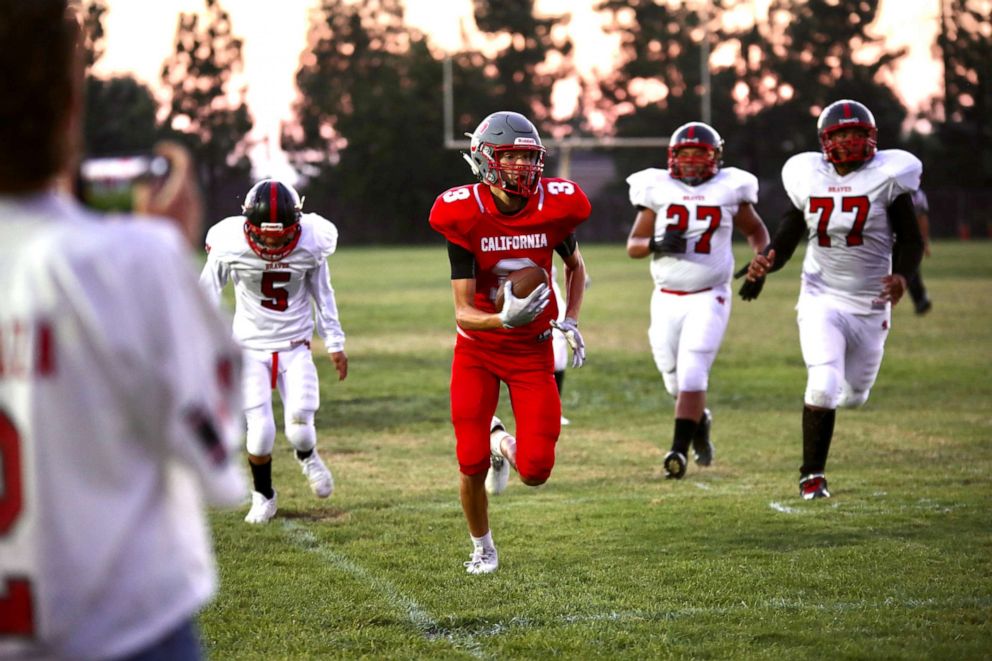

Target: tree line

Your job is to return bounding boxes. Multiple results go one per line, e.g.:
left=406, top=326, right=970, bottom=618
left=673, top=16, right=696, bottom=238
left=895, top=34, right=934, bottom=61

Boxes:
left=82, top=0, right=990, bottom=242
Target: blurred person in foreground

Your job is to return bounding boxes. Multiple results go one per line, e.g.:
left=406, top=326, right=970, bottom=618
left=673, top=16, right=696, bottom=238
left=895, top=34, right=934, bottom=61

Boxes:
left=199, top=179, right=347, bottom=524
left=429, top=111, right=590, bottom=574
left=0, top=2, right=246, bottom=659
left=738, top=99, right=923, bottom=500
left=625, top=121, right=770, bottom=480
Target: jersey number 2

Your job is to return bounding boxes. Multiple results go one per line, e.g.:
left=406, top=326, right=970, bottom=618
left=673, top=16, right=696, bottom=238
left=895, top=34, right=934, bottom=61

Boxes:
left=809, top=196, right=869, bottom=247
left=261, top=271, right=291, bottom=312
left=0, top=410, right=35, bottom=637
left=666, top=205, right=721, bottom=254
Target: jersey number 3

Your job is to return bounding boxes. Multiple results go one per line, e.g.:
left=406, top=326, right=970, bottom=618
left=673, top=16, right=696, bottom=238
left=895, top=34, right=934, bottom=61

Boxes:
left=0, top=410, right=35, bottom=637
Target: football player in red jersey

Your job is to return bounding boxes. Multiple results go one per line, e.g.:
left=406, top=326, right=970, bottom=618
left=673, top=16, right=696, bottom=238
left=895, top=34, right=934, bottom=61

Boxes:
left=739, top=99, right=924, bottom=500
left=429, top=111, right=591, bottom=574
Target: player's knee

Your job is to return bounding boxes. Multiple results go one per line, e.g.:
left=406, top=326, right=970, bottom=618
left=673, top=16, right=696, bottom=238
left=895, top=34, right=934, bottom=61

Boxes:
left=245, top=406, right=276, bottom=456
left=662, top=370, right=679, bottom=398
left=805, top=365, right=841, bottom=409
left=516, top=448, right=554, bottom=485
left=284, top=409, right=316, bottom=451
left=838, top=386, right=870, bottom=408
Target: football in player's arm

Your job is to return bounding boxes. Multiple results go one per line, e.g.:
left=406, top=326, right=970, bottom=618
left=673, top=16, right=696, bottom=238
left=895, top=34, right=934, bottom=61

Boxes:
left=199, top=179, right=348, bottom=524
left=429, top=111, right=591, bottom=574
left=738, top=99, right=925, bottom=500
left=625, top=121, right=770, bottom=480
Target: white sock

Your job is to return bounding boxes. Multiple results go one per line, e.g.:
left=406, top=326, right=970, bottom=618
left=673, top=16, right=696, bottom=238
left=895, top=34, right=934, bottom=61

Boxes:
left=471, top=530, right=494, bottom=551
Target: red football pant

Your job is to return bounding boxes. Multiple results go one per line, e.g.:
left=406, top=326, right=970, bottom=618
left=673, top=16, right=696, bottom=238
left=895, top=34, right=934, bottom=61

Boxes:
left=450, top=336, right=561, bottom=482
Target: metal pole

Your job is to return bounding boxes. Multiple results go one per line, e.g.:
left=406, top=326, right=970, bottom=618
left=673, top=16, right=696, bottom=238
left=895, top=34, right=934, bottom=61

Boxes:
left=443, top=56, right=455, bottom=149
left=701, top=4, right=712, bottom=125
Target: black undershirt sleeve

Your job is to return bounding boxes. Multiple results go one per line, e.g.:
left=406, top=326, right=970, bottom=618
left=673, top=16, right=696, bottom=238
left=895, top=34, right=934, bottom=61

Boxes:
left=765, top=206, right=808, bottom=273
left=446, top=241, right=476, bottom=280
left=888, top=192, right=925, bottom=280
left=555, top=233, right=577, bottom=259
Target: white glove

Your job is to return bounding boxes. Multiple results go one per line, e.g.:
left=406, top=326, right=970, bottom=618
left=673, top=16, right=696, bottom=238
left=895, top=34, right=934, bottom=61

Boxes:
left=550, top=316, right=585, bottom=368
left=499, top=282, right=550, bottom=328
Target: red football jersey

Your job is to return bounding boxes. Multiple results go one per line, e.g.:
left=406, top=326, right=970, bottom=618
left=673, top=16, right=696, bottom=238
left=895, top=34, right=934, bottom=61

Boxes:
left=429, top=179, right=591, bottom=347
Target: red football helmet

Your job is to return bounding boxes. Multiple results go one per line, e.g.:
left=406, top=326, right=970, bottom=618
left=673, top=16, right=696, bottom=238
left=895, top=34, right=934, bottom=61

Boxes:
left=668, top=122, right=723, bottom=185
left=817, top=99, right=877, bottom=165
left=242, top=179, right=303, bottom=261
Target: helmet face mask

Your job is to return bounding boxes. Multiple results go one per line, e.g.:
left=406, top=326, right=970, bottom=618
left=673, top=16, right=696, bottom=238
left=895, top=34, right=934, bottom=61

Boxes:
left=668, top=122, right=723, bottom=185
left=818, top=100, right=878, bottom=166
left=463, top=111, right=546, bottom=198
left=242, top=179, right=303, bottom=261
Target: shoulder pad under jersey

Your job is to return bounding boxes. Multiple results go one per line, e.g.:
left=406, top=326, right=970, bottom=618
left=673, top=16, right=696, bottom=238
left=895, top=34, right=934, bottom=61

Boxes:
left=301, top=213, right=338, bottom=258
left=429, top=184, right=483, bottom=248
left=203, top=215, right=248, bottom=257
left=874, top=149, right=922, bottom=196
left=717, top=167, right=759, bottom=204
left=540, top=178, right=591, bottom=221
left=781, top=152, right=823, bottom=206
left=626, top=168, right=666, bottom=208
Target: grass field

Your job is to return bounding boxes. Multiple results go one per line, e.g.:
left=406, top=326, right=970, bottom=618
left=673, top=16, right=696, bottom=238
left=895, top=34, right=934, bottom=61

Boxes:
left=201, top=241, right=992, bottom=660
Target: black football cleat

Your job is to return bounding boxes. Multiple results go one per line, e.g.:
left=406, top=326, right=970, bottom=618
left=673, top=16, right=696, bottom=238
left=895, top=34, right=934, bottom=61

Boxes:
left=691, top=409, right=714, bottom=466
left=663, top=451, right=687, bottom=480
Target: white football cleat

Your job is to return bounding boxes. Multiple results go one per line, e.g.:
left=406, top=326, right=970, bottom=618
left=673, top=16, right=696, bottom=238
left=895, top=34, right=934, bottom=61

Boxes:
left=300, top=452, right=334, bottom=498
left=464, top=545, right=499, bottom=574
left=486, top=417, right=510, bottom=495
left=244, top=490, right=278, bottom=524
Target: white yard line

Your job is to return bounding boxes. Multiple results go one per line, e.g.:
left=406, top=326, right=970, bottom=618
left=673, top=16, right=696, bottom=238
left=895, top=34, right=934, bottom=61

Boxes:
left=281, top=520, right=486, bottom=659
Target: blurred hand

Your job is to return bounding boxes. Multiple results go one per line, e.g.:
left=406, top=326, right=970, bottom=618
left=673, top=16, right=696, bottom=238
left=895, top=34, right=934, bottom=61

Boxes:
left=550, top=317, right=585, bottom=368
left=329, top=350, right=348, bottom=381
left=652, top=230, right=687, bottom=255
left=133, top=141, right=203, bottom=244
left=880, top=274, right=907, bottom=306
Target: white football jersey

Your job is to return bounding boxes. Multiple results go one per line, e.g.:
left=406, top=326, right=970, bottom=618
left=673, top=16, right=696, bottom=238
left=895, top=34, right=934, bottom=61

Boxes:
left=0, top=192, right=246, bottom=660
left=200, top=213, right=346, bottom=352
left=627, top=166, right=758, bottom=291
left=782, top=149, right=922, bottom=314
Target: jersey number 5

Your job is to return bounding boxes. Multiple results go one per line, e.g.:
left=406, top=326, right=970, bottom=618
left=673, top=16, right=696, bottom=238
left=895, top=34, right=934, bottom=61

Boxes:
left=0, top=410, right=35, bottom=637
left=809, top=196, right=869, bottom=247
left=261, top=271, right=291, bottom=312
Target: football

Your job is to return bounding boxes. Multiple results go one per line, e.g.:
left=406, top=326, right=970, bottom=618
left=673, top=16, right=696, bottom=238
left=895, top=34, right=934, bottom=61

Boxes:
left=494, top=265, right=549, bottom=310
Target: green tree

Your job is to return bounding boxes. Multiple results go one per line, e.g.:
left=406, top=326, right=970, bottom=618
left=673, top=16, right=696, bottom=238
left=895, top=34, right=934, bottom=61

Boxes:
left=288, top=0, right=472, bottom=242
left=934, top=0, right=991, bottom=186
left=160, top=0, right=253, bottom=222
left=81, top=0, right=159, bottom=157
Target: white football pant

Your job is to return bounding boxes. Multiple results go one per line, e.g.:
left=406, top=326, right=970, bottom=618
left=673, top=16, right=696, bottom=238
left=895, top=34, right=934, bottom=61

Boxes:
left=648, top=284, right=731, bottom=398
left=797, top=297, right=889, bottom=410
left=242, top=344, right=320, bottom=456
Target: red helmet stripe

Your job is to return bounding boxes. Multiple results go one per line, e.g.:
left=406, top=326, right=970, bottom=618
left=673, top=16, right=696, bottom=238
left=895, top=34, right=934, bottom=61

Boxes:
left=687, top=125, right=696, bottom=138
left=269, top=183, right=278, bottom=222
left=843, top=102, right=852, bottom=118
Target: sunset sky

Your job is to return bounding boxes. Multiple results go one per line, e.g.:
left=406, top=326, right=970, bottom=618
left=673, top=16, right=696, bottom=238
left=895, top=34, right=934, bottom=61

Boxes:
left=92, top=0, right=943, bottom=180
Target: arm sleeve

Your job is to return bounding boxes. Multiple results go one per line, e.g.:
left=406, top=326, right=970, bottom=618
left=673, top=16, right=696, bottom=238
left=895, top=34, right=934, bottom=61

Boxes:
left=306, top=258, right=346, bottom=352
left=197, top=251, right=229, bottom=306
left=447, top=240, right=476, bottom=279
left=766, top=206, right=807, bottom=273
left=133, top=229, right=246, bottom=507
left=889, top=192, right=925, bottom=279
left=554, top=233, right=577, bottom=259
